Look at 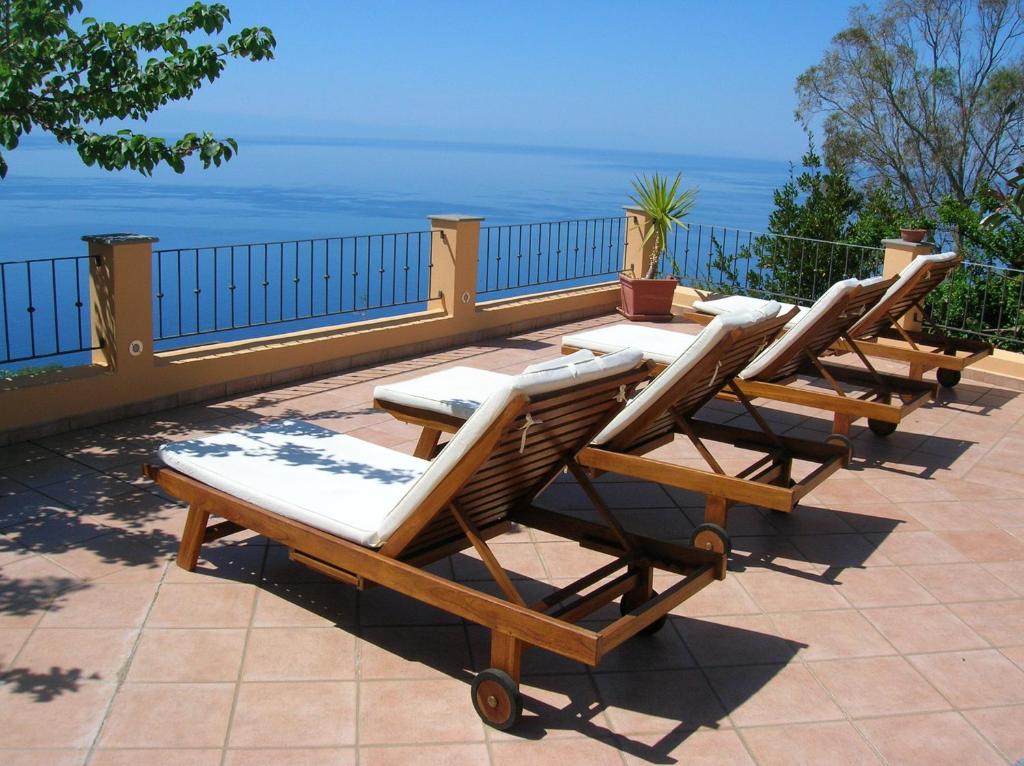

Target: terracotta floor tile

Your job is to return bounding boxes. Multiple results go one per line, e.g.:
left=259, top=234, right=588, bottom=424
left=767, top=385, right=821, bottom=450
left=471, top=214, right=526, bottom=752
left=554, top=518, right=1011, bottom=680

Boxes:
left=594, top=617, right=695, bottom=673
left=0, top=626, right=31, bottom=668
left=229, top=681, right=357, bottom=747
left=358, top=678, right=483, bottom=745
left=949, top=599, right=1024, bottom=646
left=99, top=682, right=235, bottom=748
left=13, top=627, right=136, bottom=683
left=147, top=582, right=256, bottom=628
left=223, top=748, right=356, bottom=766
left=36, top=533, right=167, bottom=583
left=707, top=663, right=842, bottom=727
left=620, top=728, right=755, bottom=766
left=535, top=541, right=618, bottom=580
left=857, top=711, right=1004, bottom=766
left=491, top=737, right=624, bottom=765
left=127, top=628, right=247, bottom=682
left=481, top=673, right=613, bottom=740
left=908, top=649, right=1024, bottom=708
left=833, top=501, right=927, bottom=534
left=809, top=656, right=949, bottom=717
left=162, top=541, right=266, bottom=585
left=676, top=614, right=799, bottom=666
left=359, top=625, right=472, bottom=679
left=862, top=530, right=969, bottom=565
left=0, top=751, right=87, bottom=766
left=1001, top=644, right=1024, bottom=670
left=770, top=609, right=895, bottom=661
left=2, top=456, right=101, bottom=489
left=452, top=541, right=548, bottom=581
left=863, top=604, right=987, bottom=655
left=741, top=720, right=883, bottom=765
left=735, top=570, right=849, bottom=613
left=0, top=680, right=115, bottom=747
left=0, top=554, right=83, bottom=628
left=904, top=562, right=1018, bottom=602
left=251, top=582, right=358, bottom=627
left=788, top=533, right=893, bottom=568
left=594, top=668, right=725, bottom=734
left=90, top=750, right=222, bottom=766
left=358, top=583, right=463, bottom=627
left=38, top=582, right=157, bottom=628
left=359, top=744, right=485, bottom=766
left=983, top=560, right=1024, bottom=596
left=241, top=627, right=356, bottom=681
left=938, top=529, right=1024, bottom=562
left=963, top=705, right=1024, bottom=763
left=829, top=566, right=936, bottom=608
left=670, top=572, right=760, bottom=617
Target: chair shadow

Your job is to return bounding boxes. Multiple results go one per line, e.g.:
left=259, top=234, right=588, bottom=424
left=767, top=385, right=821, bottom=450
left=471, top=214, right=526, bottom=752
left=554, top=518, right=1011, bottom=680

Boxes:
left=242, top=551, right=804, bottom=760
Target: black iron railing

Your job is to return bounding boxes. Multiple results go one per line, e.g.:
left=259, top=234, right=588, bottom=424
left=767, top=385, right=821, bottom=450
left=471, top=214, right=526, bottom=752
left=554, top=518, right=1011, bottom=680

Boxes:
left=477, top=216, right=626, bottom=299
left=669, top=223, right=885, bottom=305
left=0, top=255, right=99, bottom=366
left=928, top=260, right=1024, bottom=351
left=153, top=231, right=436, bottom=346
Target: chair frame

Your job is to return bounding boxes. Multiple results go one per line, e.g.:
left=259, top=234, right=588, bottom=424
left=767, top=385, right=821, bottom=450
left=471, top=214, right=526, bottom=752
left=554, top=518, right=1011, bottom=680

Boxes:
left=376, top=310, right=853, bottom=533
left=665, top=277, right=937, bottom=436
left=145, top=364, right=727, bottom=731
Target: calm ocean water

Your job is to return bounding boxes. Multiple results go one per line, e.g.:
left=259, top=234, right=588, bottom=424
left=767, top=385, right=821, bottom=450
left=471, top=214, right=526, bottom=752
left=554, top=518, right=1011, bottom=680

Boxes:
left=0, top=136, right=788, bottom=259
left=0, top=137, right=789, bottom=369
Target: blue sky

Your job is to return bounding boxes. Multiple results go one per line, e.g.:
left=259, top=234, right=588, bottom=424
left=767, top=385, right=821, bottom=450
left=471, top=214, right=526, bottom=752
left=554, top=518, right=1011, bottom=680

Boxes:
left=85, top=0, right=861, bottom=162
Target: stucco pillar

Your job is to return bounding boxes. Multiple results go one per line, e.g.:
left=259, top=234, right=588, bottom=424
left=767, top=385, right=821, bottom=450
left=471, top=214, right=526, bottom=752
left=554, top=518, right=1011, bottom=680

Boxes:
left=428, top=215, right=483, bottom=320
left=880, top=237, right=936, bottom=332
left=623, top=207, right=656, bottom=279
left=84, top=233, right=158, bottom=372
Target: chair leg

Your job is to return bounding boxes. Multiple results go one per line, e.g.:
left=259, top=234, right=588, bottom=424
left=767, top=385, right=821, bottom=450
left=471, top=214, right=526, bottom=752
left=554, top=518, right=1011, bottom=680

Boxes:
left=703, top=496, right=728, bottom=527
left=831, top=413, right=852, bottom=436
left=414, top=428, right=443, bottom=459
left=177, top=504, right=211, bottom=571
left=490, top=631, right=523, bottom=684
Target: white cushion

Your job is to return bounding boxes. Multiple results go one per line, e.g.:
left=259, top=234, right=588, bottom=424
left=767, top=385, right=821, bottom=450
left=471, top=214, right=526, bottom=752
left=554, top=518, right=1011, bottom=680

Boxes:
left=374, top=366, right=513, bottom=421
left=594, top=302, right=782, bottom=445
left=161, top=347, right=645, bottom=550
left=850, top=251, right=958, bottom=337
left=563, top=324, right=701, bottom=366
left=739, top=278, right=862, bottom=380
left=159, top=420, right=429, bottom=548
left=693, top=295, right=809, bottom=330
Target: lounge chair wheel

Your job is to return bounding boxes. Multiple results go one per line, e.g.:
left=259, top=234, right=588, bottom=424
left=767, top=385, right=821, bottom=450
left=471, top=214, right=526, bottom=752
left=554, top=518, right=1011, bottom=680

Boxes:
left=619, top=590, right=668, bottom=635
left=936, top=367, right=961, bottom=388
left=825, top=433, right=854, bottom=458
left=471, top=668, right=522, bottom=730
left=690, top=522, right=731, bottom=555
left=867, top=418, right=897, bottom=437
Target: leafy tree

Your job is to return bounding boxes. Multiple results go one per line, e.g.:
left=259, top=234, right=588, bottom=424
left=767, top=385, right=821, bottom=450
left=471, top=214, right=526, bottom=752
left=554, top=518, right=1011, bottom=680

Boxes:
left=0, top=1, right=275, bottom=179
left=796, top=0, right=1024, bottom=214
left=715, top=140, right=900, bottom=301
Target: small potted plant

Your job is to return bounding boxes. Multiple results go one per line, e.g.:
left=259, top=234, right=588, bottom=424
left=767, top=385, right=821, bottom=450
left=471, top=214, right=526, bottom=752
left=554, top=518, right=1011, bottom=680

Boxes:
left=898, top=214, right=935, bottom=243
left=620, top=172, right=698, bottom=321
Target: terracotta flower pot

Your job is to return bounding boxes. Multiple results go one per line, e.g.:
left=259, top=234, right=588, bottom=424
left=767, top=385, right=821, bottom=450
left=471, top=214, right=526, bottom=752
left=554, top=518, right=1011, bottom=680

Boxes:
left=900, top=228, right=928, bottom=243
left=617, top=273, right=678, bottom=321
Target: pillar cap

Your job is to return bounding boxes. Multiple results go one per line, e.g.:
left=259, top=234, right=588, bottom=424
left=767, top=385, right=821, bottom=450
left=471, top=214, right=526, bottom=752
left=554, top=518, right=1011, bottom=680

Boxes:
left=881, top=238, right=935, bottom=250
left=428, top=215, right=484, bottom=223
left=82, top=233, right=160, bottom=244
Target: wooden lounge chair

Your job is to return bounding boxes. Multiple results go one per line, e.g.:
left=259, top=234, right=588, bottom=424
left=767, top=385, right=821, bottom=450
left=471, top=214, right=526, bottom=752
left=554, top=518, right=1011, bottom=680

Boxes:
left=144, top=348, right=730, bottom=731
left=565, top=276, right=938, bottom=437
left=374, top=304, right=852, bottom=536
left=690, top=251, right=992, bottom=388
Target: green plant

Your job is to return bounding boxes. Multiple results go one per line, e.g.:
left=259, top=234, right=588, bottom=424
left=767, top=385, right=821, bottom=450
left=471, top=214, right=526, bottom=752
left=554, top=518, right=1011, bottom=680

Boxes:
left=629, top=172, right=698, bottom=278
left=0, top=1, right=276, bottom=179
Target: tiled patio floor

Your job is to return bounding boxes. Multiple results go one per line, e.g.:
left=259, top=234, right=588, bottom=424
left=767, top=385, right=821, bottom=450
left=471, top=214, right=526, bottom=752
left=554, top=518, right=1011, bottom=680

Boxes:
left=1, top=313, right=1023, bottom=765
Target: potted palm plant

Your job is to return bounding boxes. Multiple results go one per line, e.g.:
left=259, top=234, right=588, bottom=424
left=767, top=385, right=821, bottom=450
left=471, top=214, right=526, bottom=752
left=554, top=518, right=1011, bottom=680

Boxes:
left=620, top=172, right=698, bottom=321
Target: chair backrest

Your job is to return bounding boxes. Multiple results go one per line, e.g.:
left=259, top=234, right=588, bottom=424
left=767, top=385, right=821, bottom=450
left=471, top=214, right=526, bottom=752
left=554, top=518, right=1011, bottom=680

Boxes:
left=590, top=302, right=790, bottom=452
left=739, top=275, right=895, bottom=382
left=380, top=348, right=648, bottom=558
left=848, top=251, right=960, bottom=339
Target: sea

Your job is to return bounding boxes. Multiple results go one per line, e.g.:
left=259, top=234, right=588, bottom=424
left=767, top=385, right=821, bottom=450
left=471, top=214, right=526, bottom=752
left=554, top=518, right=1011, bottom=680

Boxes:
left=0, top=136, right=791, bottom=370
left=0, top=135, right=789, bottom=258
